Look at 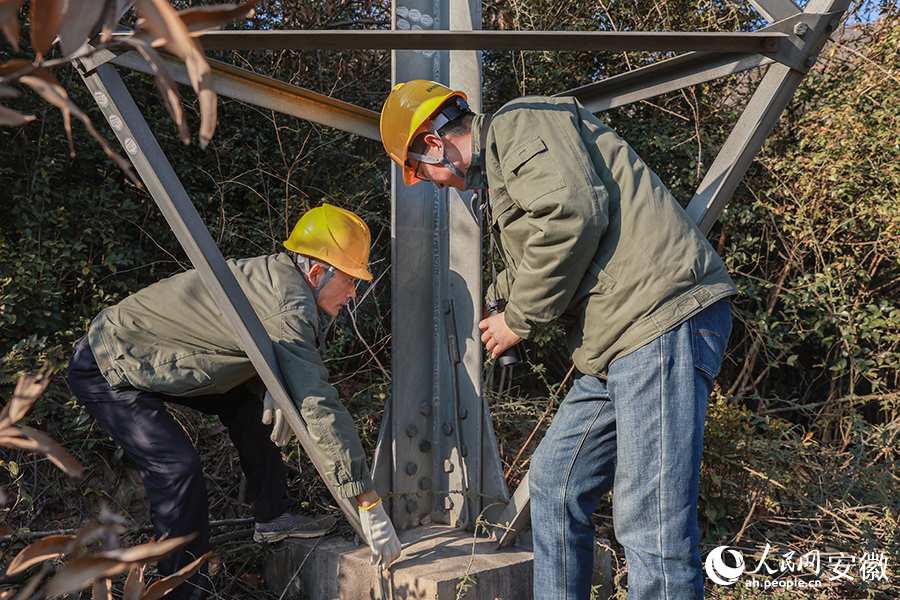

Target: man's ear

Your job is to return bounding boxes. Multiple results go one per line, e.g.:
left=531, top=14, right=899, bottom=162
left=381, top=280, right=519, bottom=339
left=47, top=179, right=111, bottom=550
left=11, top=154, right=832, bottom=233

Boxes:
left=307, top=263, right=324, bottom=287
left=422, top=131, right=444, bottom=151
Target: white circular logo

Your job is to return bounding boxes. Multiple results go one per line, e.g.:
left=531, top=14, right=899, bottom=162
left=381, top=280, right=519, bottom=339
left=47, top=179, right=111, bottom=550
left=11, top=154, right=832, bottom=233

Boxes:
left=93, top=91, right=109, bottom=108
left=397, top=18, right=410, bottom=30
left=420, top=14, right=433, bottom=27
left=395, top=5, right=409, bottom=18
left=408, top=8, right=421, bottom=21
left=705, top=546, right=745, bottom=586
left=108, top=114, right=123, bottom=131
left=123, top=138, right=138, bottom=155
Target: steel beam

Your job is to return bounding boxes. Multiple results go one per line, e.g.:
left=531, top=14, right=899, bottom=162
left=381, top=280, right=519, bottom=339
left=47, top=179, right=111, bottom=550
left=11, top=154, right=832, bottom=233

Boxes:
left=106, top=49, right=380, bottom=140
left=75, top=52, right=365, bottom=540
left=687, top=0, right=849, bottom=232
left=192, top=29, right=785, bottom=54
left=749, top=0, right=802, bottom=24
left=374, top=0, right=509, bottom=536
left=561, top=10, right=839, bottom=111
left=565, top=51, right=770, bottom=113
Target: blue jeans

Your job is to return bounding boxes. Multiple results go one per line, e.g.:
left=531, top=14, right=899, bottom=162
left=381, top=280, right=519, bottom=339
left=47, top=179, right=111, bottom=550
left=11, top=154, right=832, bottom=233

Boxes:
left=530, top=299, right=732, bottom=600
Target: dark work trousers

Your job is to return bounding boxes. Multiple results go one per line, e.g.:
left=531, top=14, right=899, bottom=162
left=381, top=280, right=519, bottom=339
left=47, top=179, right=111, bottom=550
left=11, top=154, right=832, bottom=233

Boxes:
left=66, top=336, right=290, bottom=600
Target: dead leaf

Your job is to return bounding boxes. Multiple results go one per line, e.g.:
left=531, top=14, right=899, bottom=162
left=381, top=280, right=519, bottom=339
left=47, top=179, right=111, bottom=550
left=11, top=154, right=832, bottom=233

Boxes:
left=0, top=0, right=25, bottom=52
left=18, top=74, right=142, bottom=186
left=58, top=0, right=107, bottom=56
left=6, top=534, right=76, bottom=575
left=139, top=551, right=211, bottom=600
left=29, top=0, right=65, bottom=58
left=43, top=556, right=129, bottom=598
left=178, top=1, right=257, bottom=35
left=93, top=576, right=113, bottom=600
left=8, top=561, right=50, bottom=600
left=133, top=0, right=216, bottom=147
left=0, top=84, right=20, bottom=97
left=13, top=425, right=85, bottom=478
left=0, top=431, right=42, bottom=451
left=120, top=36, right=189, bottom=145
left=97, top=533, right=197, bottom=564
left=101, top=0, right=131, bottom=43
left=0, top=104, right=35, bottom=126
left=123, top=565, right=146, bottom=600
left=0, top=365, right=51, bottom=427
left=188, top=39, right=216, bottom=148
left=69, top=523, right=119, bottom=554
left=18, top=73, right=76, bottom=153
left=0, top=58, right=32, bottom=81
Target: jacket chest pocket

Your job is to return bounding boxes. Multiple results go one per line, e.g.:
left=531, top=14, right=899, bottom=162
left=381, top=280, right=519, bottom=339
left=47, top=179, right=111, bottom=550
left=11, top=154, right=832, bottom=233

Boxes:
left=504, top=137, right=566, bottom=203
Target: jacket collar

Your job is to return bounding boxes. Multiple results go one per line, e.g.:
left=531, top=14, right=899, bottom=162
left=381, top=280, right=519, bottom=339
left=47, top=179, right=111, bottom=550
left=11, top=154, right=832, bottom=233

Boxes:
left=464, top=113, right=489, bottom=191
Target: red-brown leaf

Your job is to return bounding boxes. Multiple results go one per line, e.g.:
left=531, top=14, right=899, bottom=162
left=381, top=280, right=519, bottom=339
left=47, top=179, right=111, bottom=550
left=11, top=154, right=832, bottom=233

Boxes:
left=6, top=534, right=75, bottom=575
left=0, top=0, right=25, bottom=52
left=140, top=552, right=211, bottom=600
left=58, top=0, right=107, bottom=56
left=97, top=533, right=196, bottom=564
left=15, top=425, right=85, bottom=477
left=29, top=0, right=65, bottom=57
left=133, top=0, right=217, bottom=146
left=123, top=565, right=146, bottom=600
left=120, top=36, right=189, bottom=145
left=43, top=556, right=130, bottom=598
left=0, top=104, right=35, bottom=126
left=18, top=73, right=142, bottom=186
left=0, top=366, right=51, bottom=426
left=178, top=1, right=257, bottom=35
left=93, top=576, right=113, bottom=600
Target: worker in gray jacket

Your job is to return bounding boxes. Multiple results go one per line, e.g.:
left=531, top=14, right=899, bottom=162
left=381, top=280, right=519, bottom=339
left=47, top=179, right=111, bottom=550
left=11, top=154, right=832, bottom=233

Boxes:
left=380, top=81, right=737, bottom=600
left=67, top=204, right=400, bottom=600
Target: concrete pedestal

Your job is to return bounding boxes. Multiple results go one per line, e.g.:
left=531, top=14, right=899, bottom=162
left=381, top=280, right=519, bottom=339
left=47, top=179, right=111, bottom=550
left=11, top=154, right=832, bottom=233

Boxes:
left=261, top=525, right=534, bottom=600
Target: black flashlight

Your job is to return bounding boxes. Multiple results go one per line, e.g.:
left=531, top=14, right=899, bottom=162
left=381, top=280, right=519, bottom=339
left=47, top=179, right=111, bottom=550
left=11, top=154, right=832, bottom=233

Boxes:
left=485, top=299, right=522, bottom=367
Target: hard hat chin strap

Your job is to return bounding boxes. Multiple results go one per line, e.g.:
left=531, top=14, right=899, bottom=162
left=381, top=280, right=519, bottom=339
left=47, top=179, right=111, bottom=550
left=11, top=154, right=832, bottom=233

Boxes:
left=294, top=254, right=336, bottom=300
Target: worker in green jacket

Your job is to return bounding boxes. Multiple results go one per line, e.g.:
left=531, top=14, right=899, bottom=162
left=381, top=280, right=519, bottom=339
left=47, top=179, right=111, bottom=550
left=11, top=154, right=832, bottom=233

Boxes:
left=380, top=81, right=737, bottom=600
left=67, top=204, right=401, bottom=600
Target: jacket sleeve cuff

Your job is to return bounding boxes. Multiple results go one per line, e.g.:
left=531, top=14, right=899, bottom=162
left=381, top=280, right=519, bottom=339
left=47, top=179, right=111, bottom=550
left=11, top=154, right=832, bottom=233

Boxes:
left=335, top=476, right=375, bottom=499
left=503, top=302, right=537, bottom=340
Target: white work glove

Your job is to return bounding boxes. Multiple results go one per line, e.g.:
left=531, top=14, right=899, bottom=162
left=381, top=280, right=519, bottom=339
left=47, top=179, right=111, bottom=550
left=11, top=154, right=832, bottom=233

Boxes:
left=261, top=391, right=292, bottom=447
left=359, top=499, right=402, bottom=570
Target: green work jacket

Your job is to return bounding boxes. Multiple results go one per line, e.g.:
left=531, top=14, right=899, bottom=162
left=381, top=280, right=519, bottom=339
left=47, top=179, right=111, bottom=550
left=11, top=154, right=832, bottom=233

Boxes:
left=473, top=96, right=737, bottom=378
left=87, top=253, right=372, bottom=498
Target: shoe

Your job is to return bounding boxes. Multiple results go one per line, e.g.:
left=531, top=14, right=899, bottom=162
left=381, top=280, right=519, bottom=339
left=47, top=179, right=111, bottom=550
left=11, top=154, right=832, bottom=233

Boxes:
left=253, top=512, right=338, bottom=542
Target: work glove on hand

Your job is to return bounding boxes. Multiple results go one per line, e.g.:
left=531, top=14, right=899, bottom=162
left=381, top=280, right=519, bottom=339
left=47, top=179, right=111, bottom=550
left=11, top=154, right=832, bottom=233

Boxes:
left=261, top=391, right=292, bottom=447
left=359, top=499, right=402, bottom=570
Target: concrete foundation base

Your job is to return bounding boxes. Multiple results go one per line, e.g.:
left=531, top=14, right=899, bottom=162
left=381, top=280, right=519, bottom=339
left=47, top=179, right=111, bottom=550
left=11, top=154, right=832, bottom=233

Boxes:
left=262, top=526, right=615, bottom=600
left=261, top=524, right=534, bottom=600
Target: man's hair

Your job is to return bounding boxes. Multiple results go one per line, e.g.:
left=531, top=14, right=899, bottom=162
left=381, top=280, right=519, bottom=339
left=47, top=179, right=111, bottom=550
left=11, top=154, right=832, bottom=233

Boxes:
left=409, top=111, right=474, bottom=157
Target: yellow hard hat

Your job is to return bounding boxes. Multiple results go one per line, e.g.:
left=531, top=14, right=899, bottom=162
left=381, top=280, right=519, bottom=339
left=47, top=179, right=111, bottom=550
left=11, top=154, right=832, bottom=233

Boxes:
left=284, top=204, right=373, bottom=281
left=379, top=80, right=468, bottom=186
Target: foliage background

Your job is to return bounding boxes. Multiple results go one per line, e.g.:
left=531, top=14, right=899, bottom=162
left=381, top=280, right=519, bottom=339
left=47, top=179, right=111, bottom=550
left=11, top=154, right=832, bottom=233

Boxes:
left=1, top=0, right=899, bottom=598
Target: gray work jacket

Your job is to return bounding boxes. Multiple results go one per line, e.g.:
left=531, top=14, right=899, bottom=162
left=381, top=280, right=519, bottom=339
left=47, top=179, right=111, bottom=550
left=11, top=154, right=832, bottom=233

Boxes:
left=88, top=253, right=373, bottom=498
left=473, top=96, right=737, bottom=378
